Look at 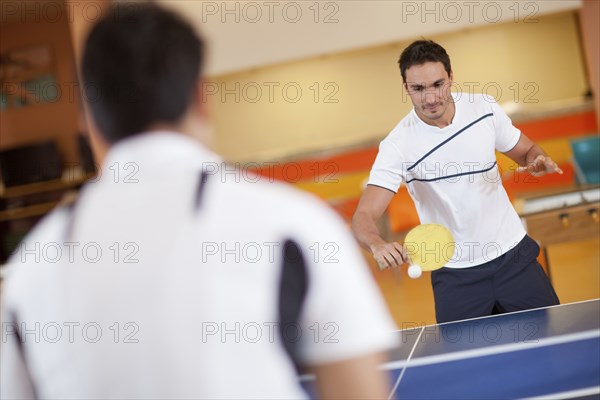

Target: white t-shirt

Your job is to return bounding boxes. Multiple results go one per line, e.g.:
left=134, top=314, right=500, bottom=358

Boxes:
left=368, top=93, right=526, bottom=268
left=1, top=132, right=397, bottom=399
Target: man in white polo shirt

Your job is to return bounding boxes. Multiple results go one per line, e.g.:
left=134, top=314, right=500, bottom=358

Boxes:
left=1, top=4, right=398, bottom=399
left=352, top=40, right=560, bottom=323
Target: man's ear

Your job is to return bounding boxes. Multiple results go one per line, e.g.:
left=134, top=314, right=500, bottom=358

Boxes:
left=81, top=100, right=109, bottom=165
left=194, top=79, right=213, bottom=121
left=186, top=78, right=216, bottom=149
left=88, top=120, right=110, bottom=166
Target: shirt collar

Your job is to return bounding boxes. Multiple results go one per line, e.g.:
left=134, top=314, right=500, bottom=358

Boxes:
left=102, top=131, right=221, bottom=171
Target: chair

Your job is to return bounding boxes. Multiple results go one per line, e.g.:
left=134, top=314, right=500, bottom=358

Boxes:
left=570, top=136, right=600, bottom=185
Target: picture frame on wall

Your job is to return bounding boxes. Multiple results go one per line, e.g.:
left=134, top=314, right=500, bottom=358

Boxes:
left=0, top=44, right=59, bottom=110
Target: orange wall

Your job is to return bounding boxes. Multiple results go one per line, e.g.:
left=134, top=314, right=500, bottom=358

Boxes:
left=1, top=4, right=83, bottom=166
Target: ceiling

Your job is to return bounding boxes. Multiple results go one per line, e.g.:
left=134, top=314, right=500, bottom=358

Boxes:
left=156, top=0, right=581, bottom=76
left=0, top=0, right=582, bottom=76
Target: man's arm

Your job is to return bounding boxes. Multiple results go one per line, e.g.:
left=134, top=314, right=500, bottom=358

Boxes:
left=504, top=134, right=563, bottom=176
left=311, top=352, right=390, bottom=400
left=351, top=185, right=406, bottom=269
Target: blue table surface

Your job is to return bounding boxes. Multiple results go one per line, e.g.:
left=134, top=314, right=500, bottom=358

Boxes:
left=301, top=299, right=600, bottom=399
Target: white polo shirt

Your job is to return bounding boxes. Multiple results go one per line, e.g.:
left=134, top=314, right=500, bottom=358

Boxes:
left=368, top=93, right=526, bottom=268
left=1, top=132, right=398, bottom=399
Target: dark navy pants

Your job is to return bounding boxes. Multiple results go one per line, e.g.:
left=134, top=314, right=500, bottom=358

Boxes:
left=431, top=235, right=560, bottom=323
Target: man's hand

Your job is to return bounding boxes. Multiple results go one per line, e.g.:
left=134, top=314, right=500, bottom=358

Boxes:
left=311, top=352, right=391, bottom=400
left=504, top=135, right=563, bottom=178
left=516, top=154, right=563, bottom=177
left=370, top=242, right=407, bottom=269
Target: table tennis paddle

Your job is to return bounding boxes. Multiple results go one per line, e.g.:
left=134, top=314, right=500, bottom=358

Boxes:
left=378, top=224, right=455, bottom=279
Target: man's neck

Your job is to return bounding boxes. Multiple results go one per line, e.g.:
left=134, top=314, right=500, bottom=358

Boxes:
left=149, top=114, right=214, bottom=150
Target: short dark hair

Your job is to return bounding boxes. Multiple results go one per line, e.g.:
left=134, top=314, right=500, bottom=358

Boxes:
left=398, top=40, right=452, bottom=83
left=82, top=3, right=204, bottom=143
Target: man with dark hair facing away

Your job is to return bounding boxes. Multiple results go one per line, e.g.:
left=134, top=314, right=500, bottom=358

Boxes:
left=1, top=4, right=397, bottom=399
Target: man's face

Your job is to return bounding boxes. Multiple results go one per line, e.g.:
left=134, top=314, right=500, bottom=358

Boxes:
left=404, top=62, right=453, bottom=123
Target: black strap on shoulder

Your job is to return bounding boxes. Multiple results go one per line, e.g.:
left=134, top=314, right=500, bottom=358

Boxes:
left=278, top=239, right=309, bottom=371
left=61, top=193, right=79, bottom=241
left=195, top=170, right=209, bottom=210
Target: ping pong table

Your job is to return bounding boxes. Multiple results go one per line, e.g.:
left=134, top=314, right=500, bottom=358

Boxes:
left=301, top=299, right=600, bottom=399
